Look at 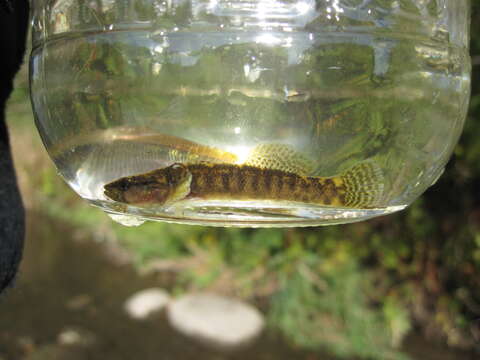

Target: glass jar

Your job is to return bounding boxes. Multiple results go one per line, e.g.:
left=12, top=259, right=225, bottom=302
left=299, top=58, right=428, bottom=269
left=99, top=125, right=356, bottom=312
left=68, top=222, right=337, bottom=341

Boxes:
left=30, top=0, right=471, bottom=227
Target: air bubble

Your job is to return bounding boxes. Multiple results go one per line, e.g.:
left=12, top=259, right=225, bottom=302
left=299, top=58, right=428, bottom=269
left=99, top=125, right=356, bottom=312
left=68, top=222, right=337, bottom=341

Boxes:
left=107, top=213, right=146, bottom=227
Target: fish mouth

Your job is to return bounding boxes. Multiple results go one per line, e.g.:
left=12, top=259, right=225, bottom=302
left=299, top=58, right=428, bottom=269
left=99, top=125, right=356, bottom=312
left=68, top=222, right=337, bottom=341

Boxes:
left=104, top=180, right=127, bottom=202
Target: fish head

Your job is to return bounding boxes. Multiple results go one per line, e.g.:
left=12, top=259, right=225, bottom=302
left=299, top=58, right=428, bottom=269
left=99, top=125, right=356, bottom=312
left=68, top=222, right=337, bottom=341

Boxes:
left=104, top=177, right=130, bottom=203
left=104, top=163, right=191, bottom=206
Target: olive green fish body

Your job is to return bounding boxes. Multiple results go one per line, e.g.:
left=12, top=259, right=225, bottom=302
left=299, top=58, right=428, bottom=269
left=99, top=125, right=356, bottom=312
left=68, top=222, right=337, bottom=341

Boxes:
left=105, top=161, right=384, bottom=209
left=186, top=163, right=341, bottom=205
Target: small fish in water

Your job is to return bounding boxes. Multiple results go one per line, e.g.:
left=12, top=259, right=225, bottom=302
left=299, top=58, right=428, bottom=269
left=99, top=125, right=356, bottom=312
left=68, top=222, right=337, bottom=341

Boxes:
left=104, top=161, right=384, bottom=209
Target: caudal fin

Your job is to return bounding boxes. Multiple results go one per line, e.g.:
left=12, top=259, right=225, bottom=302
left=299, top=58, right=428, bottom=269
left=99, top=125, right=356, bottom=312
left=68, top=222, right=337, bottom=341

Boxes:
left=341, top=160, right=384, bottom=208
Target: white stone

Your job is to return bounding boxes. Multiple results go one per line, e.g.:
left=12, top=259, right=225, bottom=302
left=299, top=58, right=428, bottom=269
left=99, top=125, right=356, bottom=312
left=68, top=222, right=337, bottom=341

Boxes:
left=57, top=327, right=96, bottom=347
left=58, top=329, right=83, bottom=345
left=124, top=288, right=171, bottom=320
left=167, top=293, right=265, bottom=349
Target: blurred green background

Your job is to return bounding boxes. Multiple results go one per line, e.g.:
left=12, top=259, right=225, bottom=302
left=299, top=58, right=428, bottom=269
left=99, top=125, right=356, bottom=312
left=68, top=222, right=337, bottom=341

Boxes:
left=1, top=4, right=479, bottom=360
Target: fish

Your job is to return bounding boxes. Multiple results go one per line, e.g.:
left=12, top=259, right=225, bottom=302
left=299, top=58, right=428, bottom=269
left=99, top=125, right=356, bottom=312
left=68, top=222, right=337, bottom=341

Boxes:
left=104, top=161, right=384, bottom=209
left=50, top=127, right=239, bottom=164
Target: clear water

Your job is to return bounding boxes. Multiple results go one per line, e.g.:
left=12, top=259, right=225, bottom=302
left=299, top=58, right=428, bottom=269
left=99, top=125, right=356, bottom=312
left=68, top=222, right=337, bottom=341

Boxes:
left=30, top=30, right=470, bottom=226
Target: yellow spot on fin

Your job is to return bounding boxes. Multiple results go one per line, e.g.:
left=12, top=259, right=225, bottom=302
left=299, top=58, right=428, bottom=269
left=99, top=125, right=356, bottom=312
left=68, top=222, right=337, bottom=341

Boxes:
left=341, top=160, right=384, bottom=208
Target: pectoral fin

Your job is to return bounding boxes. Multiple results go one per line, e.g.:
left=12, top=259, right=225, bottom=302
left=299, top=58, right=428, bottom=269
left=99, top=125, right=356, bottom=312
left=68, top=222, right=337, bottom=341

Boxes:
left=164, top=171, right=193, bottom=207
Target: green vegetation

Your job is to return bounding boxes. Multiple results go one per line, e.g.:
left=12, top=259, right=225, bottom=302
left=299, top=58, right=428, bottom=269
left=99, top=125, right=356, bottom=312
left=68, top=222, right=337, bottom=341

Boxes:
left=8, top=3, right=480, bottom=360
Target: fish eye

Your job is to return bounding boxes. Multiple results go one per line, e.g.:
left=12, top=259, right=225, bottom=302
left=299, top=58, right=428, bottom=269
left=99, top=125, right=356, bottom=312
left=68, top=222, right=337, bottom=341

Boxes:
left=120, top=179, right=129, bottom=191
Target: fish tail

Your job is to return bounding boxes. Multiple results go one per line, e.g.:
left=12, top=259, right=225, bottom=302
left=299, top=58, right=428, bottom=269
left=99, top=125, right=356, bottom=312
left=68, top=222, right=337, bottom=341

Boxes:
left=340, top=160, right=384, bottom=208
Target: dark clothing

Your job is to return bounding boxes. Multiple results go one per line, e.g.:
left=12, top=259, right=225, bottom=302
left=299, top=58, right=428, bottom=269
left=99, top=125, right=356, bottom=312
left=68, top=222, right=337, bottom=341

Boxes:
left=0, top=0, right=29, bottom=293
